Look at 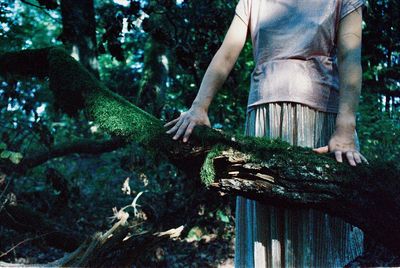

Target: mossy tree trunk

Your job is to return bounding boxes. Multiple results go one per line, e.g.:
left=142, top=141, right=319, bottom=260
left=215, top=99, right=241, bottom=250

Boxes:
left=0, top=47, right=399, bottom=266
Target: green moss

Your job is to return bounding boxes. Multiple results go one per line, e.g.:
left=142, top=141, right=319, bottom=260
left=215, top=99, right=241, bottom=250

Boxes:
left=192, top=126, right=233, bottom=147
left=218, top=134, right=362, bottom=183
left=200, top=144, right=226, bottom=186
left=47, top=48, right=174, bottom=147
left=84, top=88, right=165, bottom=145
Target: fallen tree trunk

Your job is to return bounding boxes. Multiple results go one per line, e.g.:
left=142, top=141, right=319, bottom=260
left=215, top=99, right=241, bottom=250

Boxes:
left=1, top=47, right=399, bottom=264
left=209, top=148, right=400, bottom=257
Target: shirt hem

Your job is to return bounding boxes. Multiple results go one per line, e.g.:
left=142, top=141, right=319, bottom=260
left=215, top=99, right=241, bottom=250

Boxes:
left=247, top=99, right=339, bottom=114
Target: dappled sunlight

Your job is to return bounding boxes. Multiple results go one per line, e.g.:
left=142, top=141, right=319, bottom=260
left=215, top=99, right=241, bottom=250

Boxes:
left=0, top=0, right=398, bottom=267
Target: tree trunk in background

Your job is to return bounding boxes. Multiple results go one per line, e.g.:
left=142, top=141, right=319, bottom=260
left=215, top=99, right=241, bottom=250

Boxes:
left=60, top=0, right=99, bottom=77
left=137, top=38, right=168, bottom=117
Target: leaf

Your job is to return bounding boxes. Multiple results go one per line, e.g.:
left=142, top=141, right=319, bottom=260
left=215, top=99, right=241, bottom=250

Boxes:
left=0, top=151, right=23, bottom=164
left=9, top=152, right=23, bottom=164
left=216, top=209, right=230, bottom=223
left=186, top=226, right=203, bottom=242
left=0, top=150, right=12, bottom=159
left=0, top=142, right=6, bottom=151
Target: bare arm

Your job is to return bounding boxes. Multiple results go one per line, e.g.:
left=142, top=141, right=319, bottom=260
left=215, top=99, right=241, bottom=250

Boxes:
left=336, top=7, right=363, bottom=138
left=190, top=15, right=249, bottom=112
left=164, top=14, right=248, bottom=142
left=314, top=7, right=368, bottom=166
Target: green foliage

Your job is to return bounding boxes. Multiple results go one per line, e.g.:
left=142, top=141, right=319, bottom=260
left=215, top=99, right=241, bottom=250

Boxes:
left=186, top=226, right=205, bottom=242
left=0, top=150, right=23, bottom=164
left=216, top=209, right=230, bottom=223
left=362, top=0, right=400, bottom=115
left=0, top=141, right=23, bottom=164
left=358, top=94, right=400, bottom=161
left=46, top=48, right=168, bottom=147
left=0, top=0, right=399, bottom=265
left=0, top=142, right=6, bottom=150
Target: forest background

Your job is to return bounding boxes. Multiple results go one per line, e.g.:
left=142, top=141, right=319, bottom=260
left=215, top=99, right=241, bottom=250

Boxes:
left=0, top=0, right=399, bottom=266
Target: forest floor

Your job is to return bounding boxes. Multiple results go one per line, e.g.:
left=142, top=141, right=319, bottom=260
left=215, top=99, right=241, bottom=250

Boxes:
left=0, top=143, right=236, bottom=267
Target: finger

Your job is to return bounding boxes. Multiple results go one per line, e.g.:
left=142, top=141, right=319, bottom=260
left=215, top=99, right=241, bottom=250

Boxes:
left=166, top=117, right=184, bottom=134
left=346, top=151, right=356, bottom=166
left=335, top=151, right=343, bottom=163
left=173, top=120, right=189, bottom=140
left=164, top=117, right=179, bottom=128
left=353, top=152, right=362, bottom=164
left=359, top=153, right=369, bottom=165
left=166, top=118, right=184, bottom=134
left=313, top=145, right=329, bottom=154
left=183, top=121, right=196, bottom=143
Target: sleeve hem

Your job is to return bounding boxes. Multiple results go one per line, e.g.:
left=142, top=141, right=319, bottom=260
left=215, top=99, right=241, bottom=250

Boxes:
left=235, top=11, right=248, bottom=26
left=340, top=0, right=365, bottom=20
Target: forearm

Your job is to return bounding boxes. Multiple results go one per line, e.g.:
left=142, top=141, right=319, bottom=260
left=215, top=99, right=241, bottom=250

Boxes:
left=191, top=49, right=238, bottom=112
left=335, top=55, right=362, bottom=135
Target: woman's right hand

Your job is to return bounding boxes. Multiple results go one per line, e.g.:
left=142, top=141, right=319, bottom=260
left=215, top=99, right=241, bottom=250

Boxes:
left=164, top=105, right=211, bottom=143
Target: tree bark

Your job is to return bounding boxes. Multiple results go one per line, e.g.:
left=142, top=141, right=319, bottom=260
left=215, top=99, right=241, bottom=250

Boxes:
left=60, top=0, right=99, bottom=77
left=137, top=38, right=168, bottom=117
left=0, top=47, right=399, bottom=263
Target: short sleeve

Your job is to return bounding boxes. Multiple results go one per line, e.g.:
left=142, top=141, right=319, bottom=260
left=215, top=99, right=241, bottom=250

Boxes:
left=235, top=0, right=251, bottom=25
left=340, top=0, right=365, bottom=20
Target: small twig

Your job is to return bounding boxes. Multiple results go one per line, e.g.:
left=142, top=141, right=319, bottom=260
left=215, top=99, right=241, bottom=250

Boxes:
left=20, top=0, right=45, bottom=9
left=0, top=176, right=11, bottom=213
left=0, top=232, right=54, bottom=258
left=19, top=0, right=61, bottom=23
left=131, top=191, right=144, bottom=217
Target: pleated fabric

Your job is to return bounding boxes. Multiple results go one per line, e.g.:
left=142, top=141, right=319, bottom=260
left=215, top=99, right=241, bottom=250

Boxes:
left=234, top=102, right=364, bottom=268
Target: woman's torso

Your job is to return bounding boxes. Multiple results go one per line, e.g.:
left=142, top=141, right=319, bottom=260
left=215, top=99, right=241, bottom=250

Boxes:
left=235, top=0, right=364, bottom=113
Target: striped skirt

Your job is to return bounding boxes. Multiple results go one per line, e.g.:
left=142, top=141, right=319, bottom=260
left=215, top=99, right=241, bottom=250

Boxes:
left=234, top=102, right=364, bottom=268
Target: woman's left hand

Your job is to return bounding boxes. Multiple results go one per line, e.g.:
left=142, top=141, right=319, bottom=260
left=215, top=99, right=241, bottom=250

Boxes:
left=313, top=132, right=368, bottom=166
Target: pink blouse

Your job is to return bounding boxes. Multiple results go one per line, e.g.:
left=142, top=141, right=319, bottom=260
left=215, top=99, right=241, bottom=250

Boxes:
left=235, top=0, right=365, bottom=113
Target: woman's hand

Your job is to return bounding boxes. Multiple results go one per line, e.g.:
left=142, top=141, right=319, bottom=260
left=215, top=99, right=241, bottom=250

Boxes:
left=313, top=131, right=368, bottom=166
left=164, top=106, right=211, bottom=143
